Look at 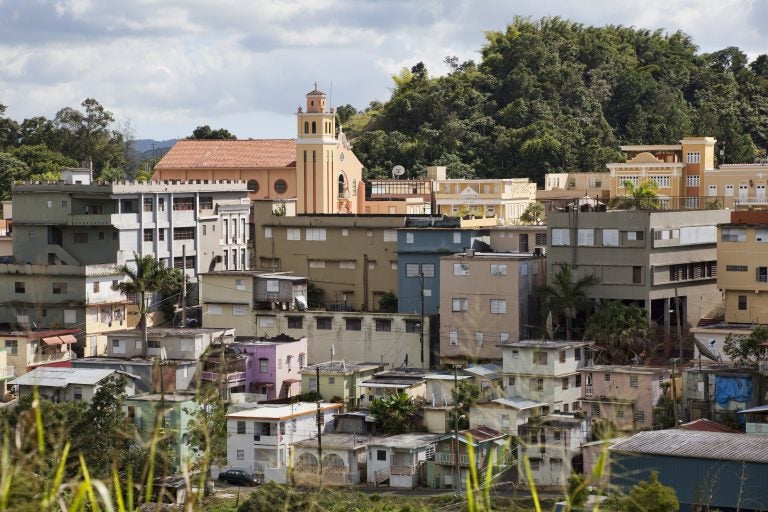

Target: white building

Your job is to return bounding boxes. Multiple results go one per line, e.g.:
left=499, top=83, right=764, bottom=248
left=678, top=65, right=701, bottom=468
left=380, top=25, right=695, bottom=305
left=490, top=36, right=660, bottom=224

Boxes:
left=501, top=340, right=591, bottom=413
left=367, top=433, right=441, bottom=489
left=518, top=414, right=589, bottom=487
left=225, top=402, right=342, bottom=483
left=10, top=367, right=136, bottom=402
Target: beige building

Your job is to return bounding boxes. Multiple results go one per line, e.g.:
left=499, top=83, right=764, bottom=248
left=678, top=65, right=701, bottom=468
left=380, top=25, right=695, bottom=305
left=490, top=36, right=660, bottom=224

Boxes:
left=547, top=207, right=729, bottom=338
left=251, top=201, right=404, bottom=310
left=488, top=225, right=547, bottom=254
left=433, top=178, right=536, bottom=224
left=439, top=252, right=545, bottom=364
left=538, top=172, right=610, bottom=201
left=704, top=163, right=768, bottom=209
left=299, top=360, right=382, bottom=408
left=716, top=211, right=768, bottom=324
left=0, top=329, right=78, bottom=377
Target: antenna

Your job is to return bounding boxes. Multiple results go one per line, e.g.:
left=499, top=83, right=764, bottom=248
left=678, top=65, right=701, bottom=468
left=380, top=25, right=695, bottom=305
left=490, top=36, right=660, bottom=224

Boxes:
left=392, top=165, right=405, bottom=179
left=329, top=81, right=333, bottom=111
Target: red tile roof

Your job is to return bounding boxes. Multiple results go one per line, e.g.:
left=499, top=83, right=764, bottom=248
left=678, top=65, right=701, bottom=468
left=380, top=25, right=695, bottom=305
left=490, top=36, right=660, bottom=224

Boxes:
left=678, top=418, right=740, bottom=433
left=155, top=139, right=297, bottom=169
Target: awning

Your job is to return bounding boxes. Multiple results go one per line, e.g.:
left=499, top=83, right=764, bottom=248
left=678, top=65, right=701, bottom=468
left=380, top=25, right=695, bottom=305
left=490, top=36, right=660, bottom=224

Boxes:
left=59, top=335, right=77, bottom=344
left=42, top=336, right=61, bottom=345
left=283, top=378, right=301, bottom=384
left=295, top=295, right=307, bottom=309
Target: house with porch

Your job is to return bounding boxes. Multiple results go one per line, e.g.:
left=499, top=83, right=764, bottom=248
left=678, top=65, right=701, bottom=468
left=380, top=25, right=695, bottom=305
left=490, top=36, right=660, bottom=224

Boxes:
left=359, top=368, right=427, bottom=409
left=469, top=397, right=549, bottom=437
left=367, top=432, right=441, bottom=489
left=300, top=361, right=382, bottom=408
left=292, top=433, right=374, bottom=486
left=427, top=426, right=510, bottom=489
left=1, top=329, right=79, bottom=377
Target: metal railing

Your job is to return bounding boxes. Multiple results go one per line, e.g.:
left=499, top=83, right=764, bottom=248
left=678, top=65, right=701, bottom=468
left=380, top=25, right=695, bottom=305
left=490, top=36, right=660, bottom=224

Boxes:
left=0, top=366, right=15, bottom=379
left=584, top=385, right=594, bottom=398
left=435, top=452, right=471, bottom=466
left=390, top=465, right=416, bottom=476
left=545, top=196, right=725, bottom=213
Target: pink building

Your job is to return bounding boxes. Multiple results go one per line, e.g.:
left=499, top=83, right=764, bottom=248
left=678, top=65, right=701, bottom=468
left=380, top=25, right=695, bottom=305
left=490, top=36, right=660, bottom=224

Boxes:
left=233, top=335, right=308, bottom=401
left=581, top=365, right=670, bottom=432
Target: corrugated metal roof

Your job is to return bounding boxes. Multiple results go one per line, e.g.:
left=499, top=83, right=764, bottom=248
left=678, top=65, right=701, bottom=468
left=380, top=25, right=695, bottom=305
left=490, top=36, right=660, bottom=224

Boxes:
left=11, top=367, right=116, bottom=388
left=492, top=396, right=547, bottom=410
left=610, top=430, right=768, bottom=463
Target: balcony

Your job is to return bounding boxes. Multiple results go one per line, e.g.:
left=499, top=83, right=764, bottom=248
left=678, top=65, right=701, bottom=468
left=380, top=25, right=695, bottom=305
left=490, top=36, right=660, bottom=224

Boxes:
left=390, top=465, right=417, bottom=476
left=0, top=366, right=15, bottom=380
left=735, top=197, right=768, bottom=206
left=252, top=434, right=279, bottom=446
left=435, top=452, right=472, bottom=467
left=30, top=350, right=74, bottom=366
left=584, top=386, right=594, bottom=398
left=200, top=370, right=246, bottom=384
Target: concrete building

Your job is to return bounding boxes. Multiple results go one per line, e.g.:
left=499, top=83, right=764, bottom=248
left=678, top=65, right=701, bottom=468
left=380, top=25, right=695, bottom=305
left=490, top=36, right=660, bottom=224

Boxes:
left=104, top=327, right=232, bottom=360
left=154, top=87, right=365, bottom=215
left=488, top=225, right=547, bottom=254
left=440, top=252, right=545, bottom=364
left=1, top=328, right=79, bottom=376
left=469, top=397, right=548, bottom=437
left=292, top=434, right=373, bottom=486
left=518, top=414, right=589, bottom=487
left=10, top=367, right=136, bottom=403
left=546, top=206, right=729, bottom=339
left=225, top=401, right=342, bottom=483
left=0, top=200, right=12, bottom=257
left=72, top=357, right=198, bottom=393
left=359, top=368, right=427, bottom=408
left=299, top=360, right=382, bottom=407
left=433, top=178, right=536, bottom=224
left=501, top=340, right=591, bottom=413
left=681, top=366, right=763, bottom=424
left=0, top=350, right=13, bottom=400
left=230, top=335, right=308, bottom=400
left=367, top=433, right=441, bottom=489
left=704, top=162, right=768, bottom=209
left=581, top=365, right=670, bottom=432
left=538, top=172, right=610, bottom=201
left=428, top=426, right=509, bottom=489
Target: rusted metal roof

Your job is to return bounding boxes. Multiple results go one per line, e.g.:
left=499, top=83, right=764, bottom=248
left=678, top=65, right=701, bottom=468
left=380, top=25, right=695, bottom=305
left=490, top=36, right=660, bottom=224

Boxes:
left=610, top=430, right=768, bottom=463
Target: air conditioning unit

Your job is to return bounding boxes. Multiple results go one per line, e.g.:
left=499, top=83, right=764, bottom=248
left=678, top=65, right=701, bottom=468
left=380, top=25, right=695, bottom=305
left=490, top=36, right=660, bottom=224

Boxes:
left=215, top=255, right=223, bottom=263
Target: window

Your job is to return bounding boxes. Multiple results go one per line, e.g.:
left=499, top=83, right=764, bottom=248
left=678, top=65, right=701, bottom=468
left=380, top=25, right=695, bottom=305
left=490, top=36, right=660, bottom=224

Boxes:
left=531, top=378, right=544, bottom=391
left=199, top=196, right=213, bottom=209
left=604, top=373, right=611, bottom=381
left=421, top=264, right=435, bottom=277
left=626, top=230, right=644, bottom=241
left=686, top=152, right=701, bottom=164
left=616, top=405, right=624, bottom=418
left=559, top=350, right=566, bottom=363
left=574, top=348, right=581, bottom=361
left=535, top=233, right=547, bottom=246
left=158, top=198, right=165, bottom=211
left=629, top=375, right=639, bottom=388
left=173, top=197, right=194, bottom=210
left=722, top=227, right=747, bottom=242
left=475, top=332, right=484, bottom=346
left=259, top=317, right=275, bottom=328
left=490, top=299, right=507, bottom=314
left=500, top=332, right=510, bottom=344
left=368, top=261, right=376, bottom=270
left=288, top=316, right=303, bottom=329
left=391, top=261, right=398, bottom=270
left=143, top=229, right=153, bottom=242
left=143, top=198, right=153, bottom=212
left=406, top=232, right=414, bottom=244
left=233, top=306, right=249, bottom=316
left=632, top=266, right=642, bottom=284
left=449, top=331, right=458, bottom=346
left=208, top=304, right=222, bottom=315
left=591, top=404, right=601, bottom=417
left=236, top=449, right=245, bottom=461
left=739, top=295, right=748, bottom=310
left=4, top=340, right=17, bottom=355
left=308, top=260, right=326, bottom=269
left=345, top=318, right=362, bottom=331
left=317, top=317, right=332, bottom=330
left=635, top=411, right=646, bottom=424
left=651, top=176, right=671, bottom=188
left=266, top=279, right=279, bottom=293
left=453, top=263, right=469, bottom=276
left=383, top=230, right=397, bottom=242
left=756, top=229, right=768, bottom=242
left=287, top=228, right=301, bottom=240
left=375, top=319, right=392, bottom=332
left=529, top=459, right=541, bottom=471
left=274, top=180, right=288, bottom=194
left=405, top=320, right=420, bottom=333
left=377, top=450, right=387, bottom=461
left=93, top=281, right=100, bottom=293
left=52, top=282, right=67, bottom=294
left=328, top=376, right=335, bottom=384
left=74, top=232, right=88, bottom=244
left=264, top=227, right=272, bottom=239
left=111, top=339, right=125, bottom=354
left=575, top=374, right=582, bottom=387
left=14, top=282, right=24, bottom=293
left=259, top=358, right=269, bottom=373
left=237, top=421, right=246, bottom=434
left=686, top=175, right=700, bottom=187
left=602, top=229, right=619, bottom=247
left=533, top=352, right=547, bottom=365
left=235, top=278, right=246, bottom=291
left=551, top=228, right=570, bottom=246
left=452, top=298, right=468, bottom=312
left=158, top=228, right=165, bottom=241
left=406, top=264, right=420, bottom=277
left=725, top=184, right=734, bottom=196
left=173, top=227, right=194, bottom=240
left=577, top=229, right=594, bottom=246
left=306, top=228, right=326, bottom=241
left=147, top=339, right=161, bottom=350
left=490, top=264, right=507, bottom=276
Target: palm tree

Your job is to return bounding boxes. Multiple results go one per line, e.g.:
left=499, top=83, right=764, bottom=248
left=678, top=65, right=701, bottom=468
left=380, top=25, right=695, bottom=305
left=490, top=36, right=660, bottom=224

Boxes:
left=112, top=252, right=180, bottom=357
left=585, top=300, right=652, bottom=364
left=538, top=263, right=598, bottom=340
left=622, top=179, right=660, bottom=209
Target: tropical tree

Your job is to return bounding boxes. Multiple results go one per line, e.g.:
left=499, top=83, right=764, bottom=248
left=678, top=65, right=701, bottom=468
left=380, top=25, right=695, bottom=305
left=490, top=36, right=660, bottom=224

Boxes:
left=112, top=253, right=180, bottom=356
left=723, top=325, right=768, bottom=368
left=186, top=382, right=228, bottom=471
left=187, top=125, right=237, bottom=140
left=621, top=179, right=660, bottom=209
left=368, top=392, right=417, bottom=434
left=585, top=300, right=653, bottom=364
left=538, top=264, right=598, bottom=340
left=451, top=380, right=481, bottom=430
left=519, top=201, right=544, bottom=224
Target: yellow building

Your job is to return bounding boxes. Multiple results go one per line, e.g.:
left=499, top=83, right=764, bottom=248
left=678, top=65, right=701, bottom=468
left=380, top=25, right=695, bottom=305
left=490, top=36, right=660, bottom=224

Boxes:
left=703, top=163, right=768, bottom=209
left=716, top=211, right=768, bottom=324
left=537, top=172, right=610, bottom=201
left=607, top=137, right=715, bottom=203
left=433, top=178, right=536, bottom=224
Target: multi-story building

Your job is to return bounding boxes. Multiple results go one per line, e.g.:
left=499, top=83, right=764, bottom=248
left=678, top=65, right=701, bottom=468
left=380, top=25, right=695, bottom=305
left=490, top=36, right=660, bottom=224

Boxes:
left=359, top=368, right=427, bottom=408
left=501, top=340, right=591, bottom=413
left=429, top=426, right=509, bottom=489
left=299, top=360, right=382, bottom=407
left=469, top=397, right=548, bottom=437
left=1, top=328, right=79, bottom=376
left=104, top=327, right=232, bottom=360
left=538, top=172, right=610, bottom=201
left=580, top=365, right=670, bottom=432
left=225, top=401, right=342, bottom=483
left=488, top=225, right=547, bottom=254
left=433, top=178, right=536, bottom=223
left=518, top=414, right=589, bottom=487
left=229, top=335, right=308, bottom=400
left=703, top=163, right=768, bottom=209
left=439, top=252, right=545, bottom=364
left=154, top=86, right=365, bottom=215
left=11, top=366, right=136, bottom=402
left=546, top=206, right=729, bottom=339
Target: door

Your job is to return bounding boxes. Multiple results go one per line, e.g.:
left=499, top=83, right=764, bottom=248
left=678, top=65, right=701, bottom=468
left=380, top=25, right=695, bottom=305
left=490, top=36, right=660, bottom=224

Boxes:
left=739, top=183, right=749, bottom=200
left=757, top=183, right=766, bottom=201
left=519, top=233, right=529, bottom=252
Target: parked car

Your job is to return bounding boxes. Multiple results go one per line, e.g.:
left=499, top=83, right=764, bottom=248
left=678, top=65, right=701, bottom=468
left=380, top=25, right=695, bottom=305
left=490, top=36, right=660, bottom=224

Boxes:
left=217, top=469, right=259, bottom=487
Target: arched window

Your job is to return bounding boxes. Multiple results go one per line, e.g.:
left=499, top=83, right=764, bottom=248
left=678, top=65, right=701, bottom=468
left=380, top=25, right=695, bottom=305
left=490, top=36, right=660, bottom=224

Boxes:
left=274, top=179, right=287, bottom=194
left=304, top=121, right=309, bottom=134
left=338, top=173, right=346, bottom=196
left=247, top=180, right=259, bottom=192
left=311, top=121, right=316, bottom=134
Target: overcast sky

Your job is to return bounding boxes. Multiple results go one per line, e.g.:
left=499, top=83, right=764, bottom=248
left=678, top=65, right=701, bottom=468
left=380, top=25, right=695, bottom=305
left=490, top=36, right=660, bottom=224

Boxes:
left=1, top=0, right=765, bottom=141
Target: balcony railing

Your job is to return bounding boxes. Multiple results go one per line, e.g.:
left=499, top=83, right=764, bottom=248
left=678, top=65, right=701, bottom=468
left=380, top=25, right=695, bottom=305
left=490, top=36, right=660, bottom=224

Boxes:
left=200, top=370, right=246, bottom=384
left=546, top=196, right=724, bottom=213
left=30, top=351, right=74, bottom=365
left=584, top=386, right=594, bottom=398
left=435, top=452, right=471, bottom=466
left=734, top=197, right=768, bottom=205
left=390, top=465, right=417, bottom=476
left=0, top=366, right=15, bottom=379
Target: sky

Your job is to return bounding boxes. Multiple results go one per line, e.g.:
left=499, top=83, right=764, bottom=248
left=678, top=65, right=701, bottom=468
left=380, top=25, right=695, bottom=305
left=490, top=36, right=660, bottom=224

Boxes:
left=1, top=0, right=766, bottom=141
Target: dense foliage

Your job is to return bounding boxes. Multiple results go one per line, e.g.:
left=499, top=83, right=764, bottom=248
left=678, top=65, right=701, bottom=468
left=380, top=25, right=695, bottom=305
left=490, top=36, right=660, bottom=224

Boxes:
left=348, top=17, right=768, bottom=183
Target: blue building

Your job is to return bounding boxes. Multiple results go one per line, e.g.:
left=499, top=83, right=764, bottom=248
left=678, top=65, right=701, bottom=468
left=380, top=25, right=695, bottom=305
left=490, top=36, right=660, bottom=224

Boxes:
left=396, top=218, right=489, bottom=315
left=610, top=429, right=768, bottom=511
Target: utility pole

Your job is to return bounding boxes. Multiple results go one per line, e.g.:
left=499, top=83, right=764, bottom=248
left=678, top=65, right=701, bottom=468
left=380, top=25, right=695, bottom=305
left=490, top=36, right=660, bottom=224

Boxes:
left=181, top=244, right=187, bottom=327
left=419, top=271, right=425, bottom=368
left=453, top=364, right=462, bottom=495
left=670, top=358, right=679, bottom=426
left=316, top=366, right=323, bottom=487
left=675, top=287, right=683, bottom=361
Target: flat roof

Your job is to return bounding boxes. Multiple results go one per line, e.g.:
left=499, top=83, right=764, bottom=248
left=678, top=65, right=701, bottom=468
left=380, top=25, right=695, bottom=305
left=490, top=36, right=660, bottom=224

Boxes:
left=583, top=365, right=668, bottom=375
left=368, top=432, right=442, bottom=449
left=491, top=396, right=548, bottom=410
left=126, top=393, right=195, bottom=403
left=619, top=145, right=682, bottom=152
left=502, top=340, right=592, bottom=349
left=443, top=252, right=539, bottom=260
left=300, top=361, right=382, bottom=374
left=227, top=402, right=341, bottom=421
left=106, top=327, right=230, bottom=337
left=293, top=434, right=382, bottom=450
left=610, top=430, right=768, bottom=463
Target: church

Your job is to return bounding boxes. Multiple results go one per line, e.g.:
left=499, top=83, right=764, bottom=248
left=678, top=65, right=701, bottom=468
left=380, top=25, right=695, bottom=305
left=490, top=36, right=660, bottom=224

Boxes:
left=152, top=85, right=365, bottom=214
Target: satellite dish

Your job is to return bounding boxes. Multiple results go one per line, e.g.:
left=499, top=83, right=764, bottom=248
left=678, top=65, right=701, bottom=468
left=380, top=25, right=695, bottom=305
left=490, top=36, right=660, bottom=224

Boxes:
left=392, top=165, right=405, bottom=179
left=694, top=338, right=722, bottom=362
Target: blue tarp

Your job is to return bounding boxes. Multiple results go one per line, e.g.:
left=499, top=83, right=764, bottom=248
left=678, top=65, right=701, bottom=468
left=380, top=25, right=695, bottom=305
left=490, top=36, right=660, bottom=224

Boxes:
left=715, top=375, right=752, bottom=407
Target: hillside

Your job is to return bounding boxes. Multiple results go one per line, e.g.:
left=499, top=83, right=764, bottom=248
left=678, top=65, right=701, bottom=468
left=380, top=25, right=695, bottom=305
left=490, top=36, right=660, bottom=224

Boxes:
left=346, top=17, right=768, bottom=184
